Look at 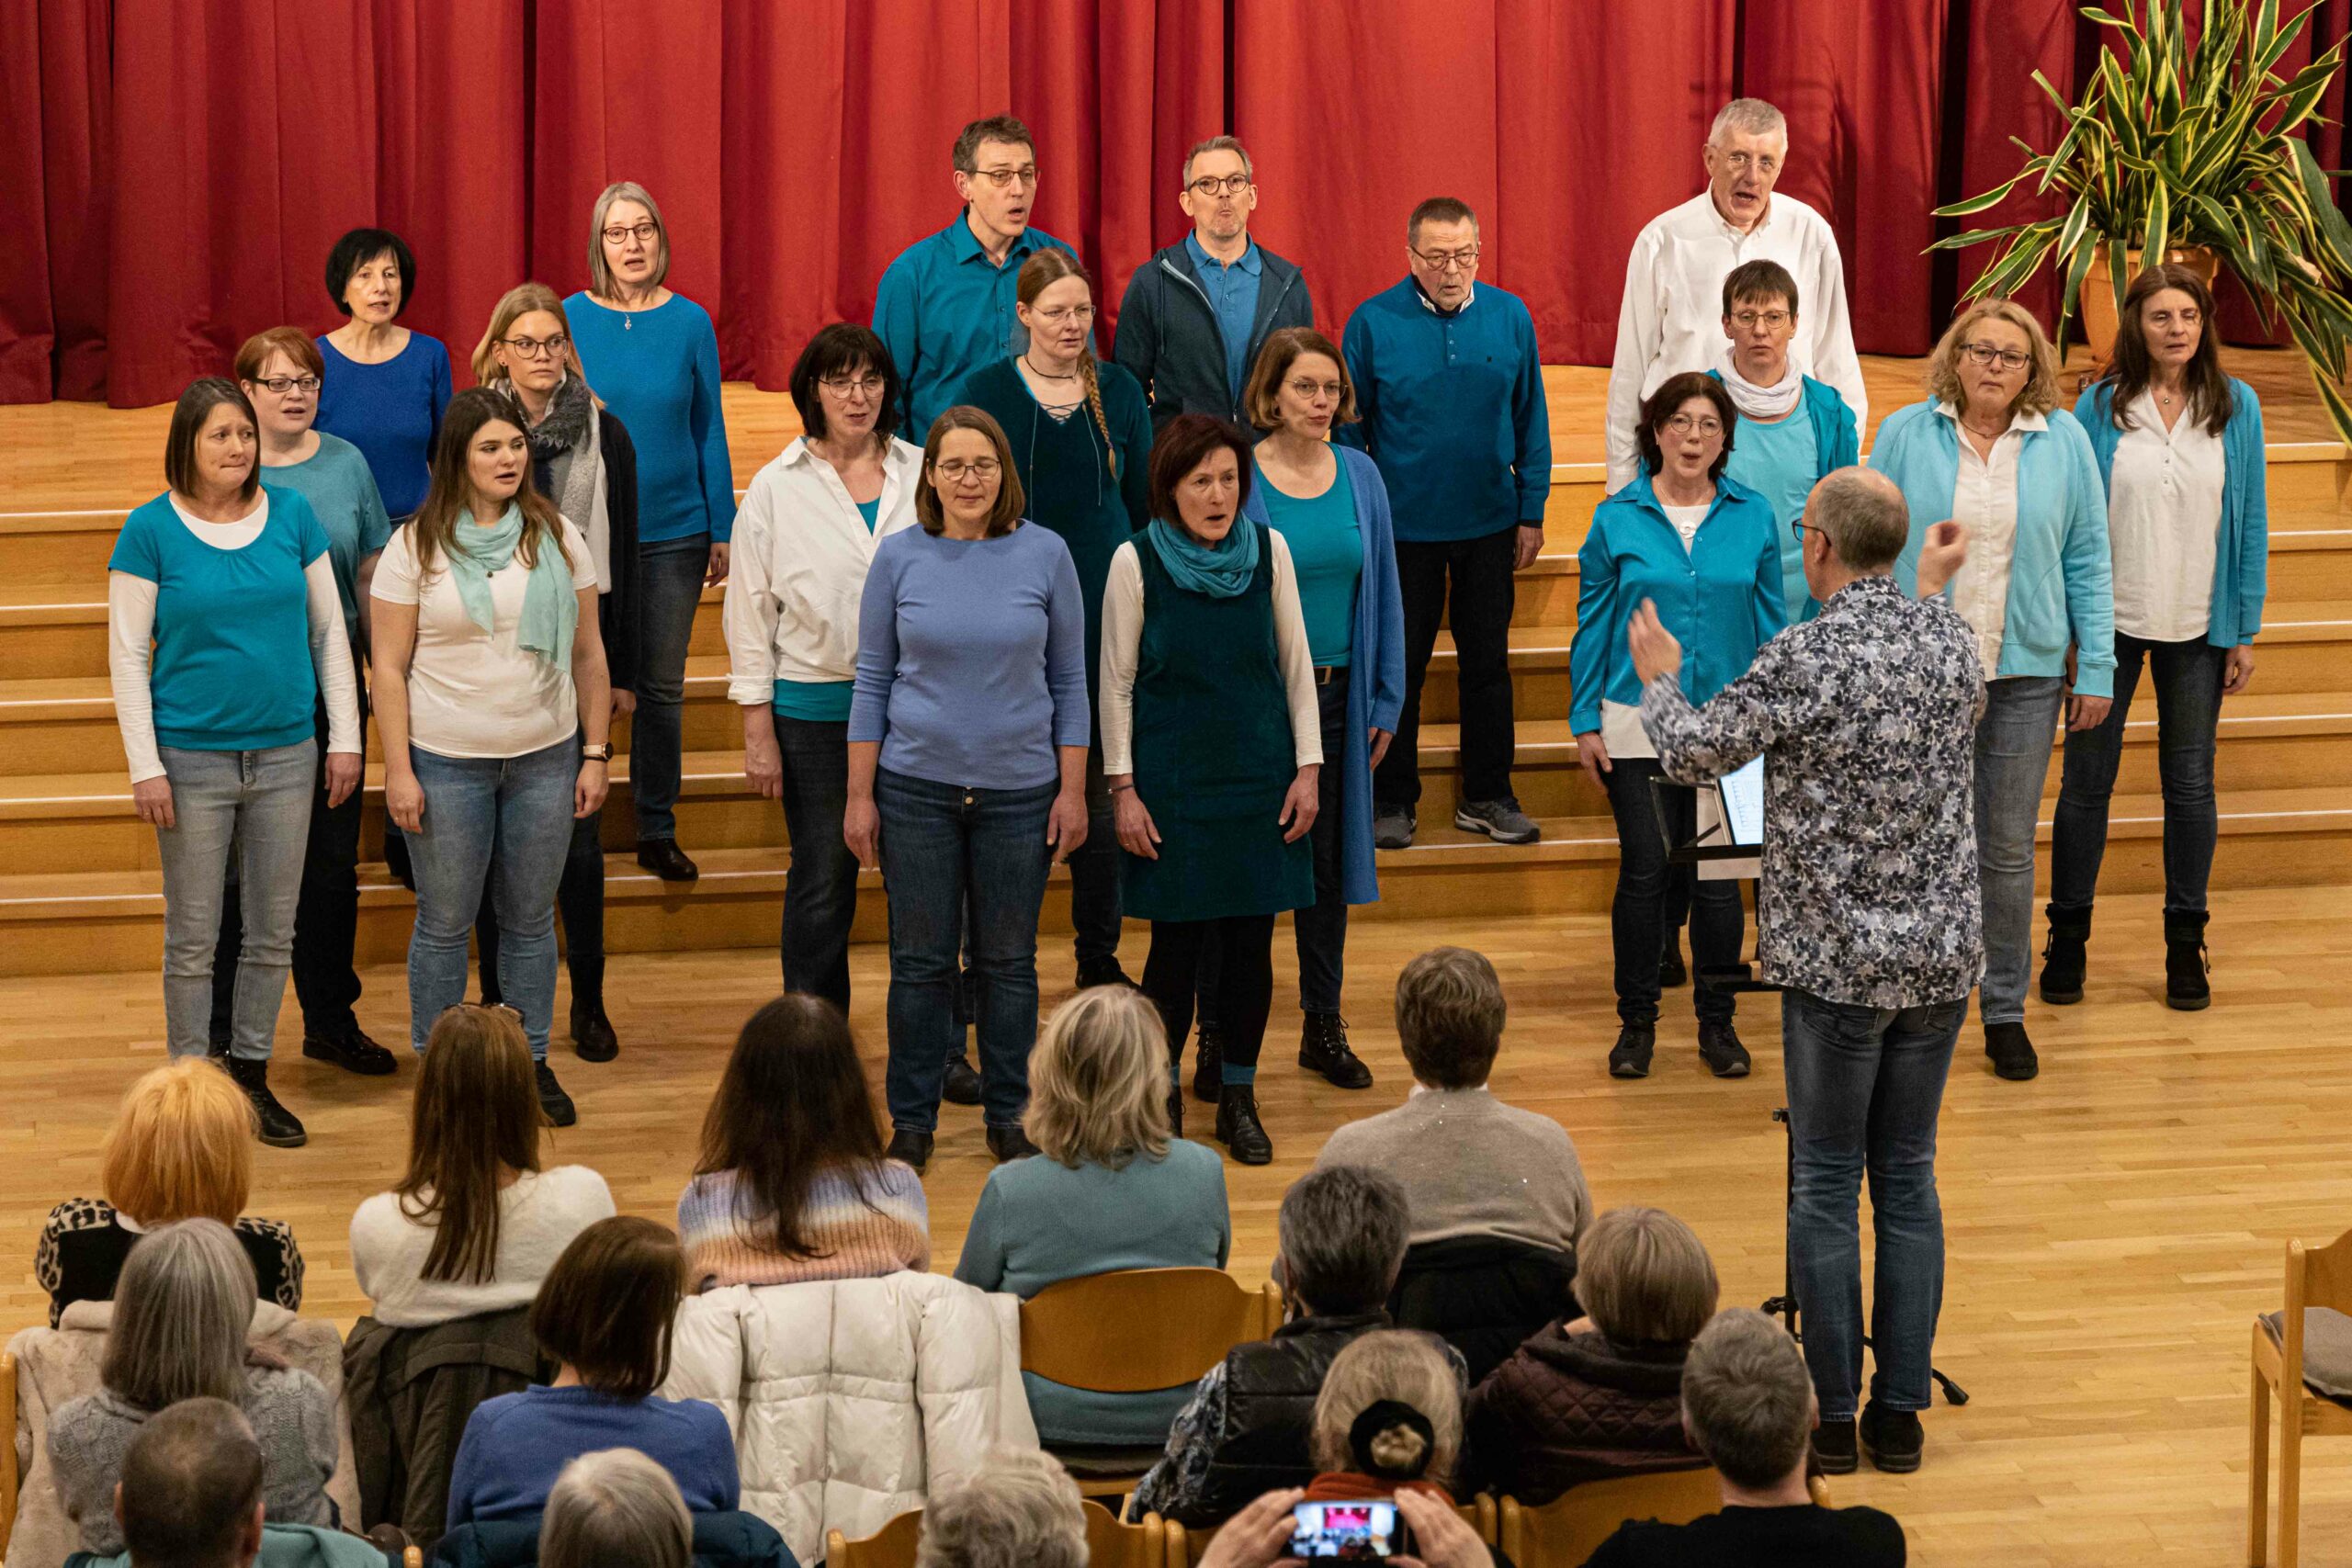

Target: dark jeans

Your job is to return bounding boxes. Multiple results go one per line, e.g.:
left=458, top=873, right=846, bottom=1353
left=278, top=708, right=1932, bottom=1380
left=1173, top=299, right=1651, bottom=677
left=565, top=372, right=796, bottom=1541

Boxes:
left=876, top=767, right=1056, bottom=1133
left=2051, top=632, right=2225, bottom=916
left=1066, top=740, right=1123, bottom=965
left=1145, top=914, right=1278, bottom=1083
left=1781, top=987, right=1967, bottom=1422
left=1380, top=525, right=1518, bottom=807
left=633, top=534, right=708, bottom=842
left=770, top=716, right=861, bottom=1013
left=1600, top=758, right=1742, bottom=1026
left=477, top=811, right=605, bottom=1010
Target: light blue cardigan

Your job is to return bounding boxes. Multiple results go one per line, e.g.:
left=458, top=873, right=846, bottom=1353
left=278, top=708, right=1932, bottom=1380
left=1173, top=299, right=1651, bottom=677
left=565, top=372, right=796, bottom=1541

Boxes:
left=1241, top=446, right=1406, bottom=905
left=1871, top=398, right=2119, bottom=697
left=2074, top=378, right=2268, bottom=649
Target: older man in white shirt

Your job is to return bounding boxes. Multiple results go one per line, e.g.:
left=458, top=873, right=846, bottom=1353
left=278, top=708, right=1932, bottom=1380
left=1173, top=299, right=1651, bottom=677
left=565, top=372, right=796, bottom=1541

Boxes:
left=1605, top=98, right=1867, bottom=493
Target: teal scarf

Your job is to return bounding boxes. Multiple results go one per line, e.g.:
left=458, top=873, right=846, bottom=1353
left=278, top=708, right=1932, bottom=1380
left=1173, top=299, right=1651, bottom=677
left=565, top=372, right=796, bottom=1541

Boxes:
left=448, top=505, right=579, bottom=666
left=1146, top=515, right=1260, bottom=599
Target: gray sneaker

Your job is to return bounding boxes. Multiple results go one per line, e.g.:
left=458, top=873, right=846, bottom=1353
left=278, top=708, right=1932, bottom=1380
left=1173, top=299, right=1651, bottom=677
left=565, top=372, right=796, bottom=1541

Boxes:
left=1374, top=804, right=1416, bottom=850
left=1454, top=796, right=1540, bottom=844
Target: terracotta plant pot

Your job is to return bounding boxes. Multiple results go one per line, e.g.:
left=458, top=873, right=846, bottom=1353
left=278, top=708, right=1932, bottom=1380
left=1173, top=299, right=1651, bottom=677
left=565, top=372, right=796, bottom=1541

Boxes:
left=2081, top=244, right=2222, bottom=363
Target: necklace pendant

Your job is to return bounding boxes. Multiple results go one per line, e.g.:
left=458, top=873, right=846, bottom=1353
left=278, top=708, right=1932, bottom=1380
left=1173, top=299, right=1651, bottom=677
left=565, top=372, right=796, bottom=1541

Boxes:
left=624, top=316, right=631, bottom=332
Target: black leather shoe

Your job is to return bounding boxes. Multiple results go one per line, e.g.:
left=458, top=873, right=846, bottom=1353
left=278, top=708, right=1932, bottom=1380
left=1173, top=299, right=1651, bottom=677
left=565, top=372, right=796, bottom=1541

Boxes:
left=1297, top=1012, right=1374, bottom=1089
left=1697, top=1021, right=1751, bottom=1078
left=635, top=838, right=699, bottom=882
left=987, top=1124, right=1042, bottom=1162
left=2040, top=902, right=2091, bottom=1005
left=1608, top=1024, right=1656, bottom=1079
left=886, top=1128, right=933, bottom=1172
left=570, top=1000, right=619, bottom=1063
left=1658, top=939, right=1689, bottom=989
left=1813, top=1417, right=1859, bottom=1475
left=1859, top=1403, right=1924, bottom=1473
left=1075, top=956, right=1136, bottom=989
left=223, top=1056, right=308, bottom=1148
left=1215, top=1084, right=1272, bottom=1164
left=535, top=1060, right=578, bottom=1126
left=2164, top=907, right=2211, bottom=1010
left=1984, top=1021, right=2039, bottom=1081
left=206, top=1036, right=231, bottom=1061
left=942, top=1053, right=984, bottom=1106
left=302, top=1023, right=398, bottom=1077
left=1191, top=1023, right=1225, bottom=1104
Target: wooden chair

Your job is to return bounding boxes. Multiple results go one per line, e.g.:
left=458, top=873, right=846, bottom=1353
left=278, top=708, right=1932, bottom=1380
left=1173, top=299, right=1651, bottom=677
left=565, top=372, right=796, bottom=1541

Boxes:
left=1808, top=1472, right=1832, bottom=1507
left=1019, top=1269, right=1283, bottom=1498
left=1179, top=1492, right=1496, bottom=1565
left=828, top=1507, right=924, bottom=1568
left=2249, top=1227, right=2352, bottom=1567
left=1498, top=1467, right=1722, bottom=1568
left=401, top=1550, right=422, bottom=1568
left=827, top=1503, right=1169, bottom=1568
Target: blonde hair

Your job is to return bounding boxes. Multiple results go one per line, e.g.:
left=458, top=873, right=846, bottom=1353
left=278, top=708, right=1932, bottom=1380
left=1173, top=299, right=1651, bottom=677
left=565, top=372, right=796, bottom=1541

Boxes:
left=587, top=181, right=672, bottom=298
left=1023, top=987, right=1171, bottom=1170
left=915, top=1448, right=1086, bottom=1568
left=471, top=281, right=586, bottom=389
left=1926, top=298, right=2063, bottom=418
left=102, top=1219, right=256, bottom=1412
left=542, top=1450, right=692, bottom=1568
left=102, top=1060, right=254, bottom=1226
left=1308, top=1330, right=1463, bottom=1485
left=1575, top=1207, right=1720, bottom=1345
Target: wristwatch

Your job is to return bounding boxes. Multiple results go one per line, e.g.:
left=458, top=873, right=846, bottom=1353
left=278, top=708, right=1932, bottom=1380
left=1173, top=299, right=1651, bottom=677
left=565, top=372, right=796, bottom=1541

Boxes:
left=581, top=742, right=615, bottom=763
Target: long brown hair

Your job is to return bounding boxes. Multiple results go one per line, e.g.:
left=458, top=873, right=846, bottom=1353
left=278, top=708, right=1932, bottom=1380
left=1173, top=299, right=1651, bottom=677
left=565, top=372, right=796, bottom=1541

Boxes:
left=394, top=1004, right=545, bottom=1285
left=411, top=386, right=568, bottom=576
left=691, top=996, right=890, bottom=1261
left=2103, top=263, right=2235, bottom=437
left=1017, top=251, right=1118, bottom=478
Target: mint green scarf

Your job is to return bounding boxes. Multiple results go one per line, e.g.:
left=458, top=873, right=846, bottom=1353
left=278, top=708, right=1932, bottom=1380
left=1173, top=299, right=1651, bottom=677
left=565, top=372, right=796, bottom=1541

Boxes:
left=448, top=505, right=579, bottom=666
left=1146, top=514, right=1260, bottom=599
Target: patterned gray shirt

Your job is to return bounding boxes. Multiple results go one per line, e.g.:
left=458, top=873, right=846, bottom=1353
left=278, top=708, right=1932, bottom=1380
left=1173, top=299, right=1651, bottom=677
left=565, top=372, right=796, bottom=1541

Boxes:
left=1639, top=574, right=1985, bottom=1009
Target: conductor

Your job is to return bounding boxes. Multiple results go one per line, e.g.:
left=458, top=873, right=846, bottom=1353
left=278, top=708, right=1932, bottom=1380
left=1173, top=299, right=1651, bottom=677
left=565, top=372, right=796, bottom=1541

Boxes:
left=1626, top=467, right=1982, bottom=1479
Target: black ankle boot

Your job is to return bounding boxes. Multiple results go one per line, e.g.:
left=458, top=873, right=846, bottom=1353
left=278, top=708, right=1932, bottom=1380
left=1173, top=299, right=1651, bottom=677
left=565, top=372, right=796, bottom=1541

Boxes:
left=223, top=1056, right=308, bottom=1147
left=1297, top=1011, right=1374, bottom=1089
left=1215, top=1084, right=1272, bottom=1165
left=2039, top=902, right=2092, bottom=1005
left=570, top=957, right=618, bottom=1062
left=2165, top=908, right=2211, bottom=1010
left=1191, top=1023, right=1225, bottom=1103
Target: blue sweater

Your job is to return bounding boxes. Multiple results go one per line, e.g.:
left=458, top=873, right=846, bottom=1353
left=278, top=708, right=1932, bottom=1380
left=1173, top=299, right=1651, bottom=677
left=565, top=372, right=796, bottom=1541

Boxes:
left=1336, top=279, right=1551, bottom=542
left=444, top=1385, right=739, bottom=1529
left=313, top=333, right=450, bottom=519
left=2075, top=378, right=2268, bottom=649
left=566, top=293, right=737, bottom=545
left=1871, top=399, right=2118, bottom=696
left=873, top=215, right=1080, bottom=439
left=1570, top=469, right=1785, bottom=734
left=1707, top=370, right=1860, bottom=622
left=850, top=523, right=1091, bottom=790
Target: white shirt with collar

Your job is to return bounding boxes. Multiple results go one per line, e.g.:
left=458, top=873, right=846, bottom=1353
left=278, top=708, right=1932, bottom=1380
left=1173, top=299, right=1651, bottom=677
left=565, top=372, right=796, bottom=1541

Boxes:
left=2108, top=389, right=2226, bottom=642
left=723, top=434, right=925, bottom=702
left=1939, top=400, right=2045, bottom=679
left=1605, top=190, right=1867, bottom=491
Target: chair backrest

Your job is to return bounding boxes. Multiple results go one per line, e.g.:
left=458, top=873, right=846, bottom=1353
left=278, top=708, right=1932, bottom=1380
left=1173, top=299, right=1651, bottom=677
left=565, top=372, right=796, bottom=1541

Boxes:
left=1083, top=1499, right=1165, bottom=1568
left=1019, top=1269, right=1282, bottom=1393
left=1498, top=1466, right=1721, bottom=1568
left=2280, top=1227, right=2352, bottom=1394
left=827, top=1507, right=924, bottom=1568
left=1807, top=1472, right=1831, bottom=1507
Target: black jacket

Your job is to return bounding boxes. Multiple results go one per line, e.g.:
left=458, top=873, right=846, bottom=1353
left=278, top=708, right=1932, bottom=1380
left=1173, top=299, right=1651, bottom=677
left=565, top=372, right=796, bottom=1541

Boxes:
left=532, top=409, right=641, bottom=694
left=1387, top=1235, right=1579, bottom=1387
left=1113, top=241, right=1312, bottom=434
left=1183, top=1310, right=1392, bottom=1526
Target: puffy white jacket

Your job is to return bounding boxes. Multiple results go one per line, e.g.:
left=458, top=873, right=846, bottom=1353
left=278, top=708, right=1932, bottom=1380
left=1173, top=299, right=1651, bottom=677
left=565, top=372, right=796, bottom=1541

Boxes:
left=662, top=1272, right=1038, bottom=1563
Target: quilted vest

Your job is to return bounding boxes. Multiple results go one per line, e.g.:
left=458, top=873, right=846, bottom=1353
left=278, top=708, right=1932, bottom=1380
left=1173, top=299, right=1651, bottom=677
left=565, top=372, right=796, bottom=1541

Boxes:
left=1189, top=1311, right=1391, bottom=1523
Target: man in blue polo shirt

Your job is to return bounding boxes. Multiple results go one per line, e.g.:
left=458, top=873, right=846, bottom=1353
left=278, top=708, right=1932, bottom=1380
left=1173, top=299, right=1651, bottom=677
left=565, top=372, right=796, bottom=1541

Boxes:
left=1339, top=197, right=1552, bottom=850
left=874, top=114, right=1080, bottom=441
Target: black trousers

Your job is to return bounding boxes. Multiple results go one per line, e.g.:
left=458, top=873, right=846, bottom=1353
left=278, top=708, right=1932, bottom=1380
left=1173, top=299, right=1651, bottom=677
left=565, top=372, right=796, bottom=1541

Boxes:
left=1379, top=524, right=1519, bottom=807
left=1600, top=758, right=1742, bottom=1027
left=479, top=811, right=605, bottom=1010
left=1144, top=914, right=1277, bottom=1082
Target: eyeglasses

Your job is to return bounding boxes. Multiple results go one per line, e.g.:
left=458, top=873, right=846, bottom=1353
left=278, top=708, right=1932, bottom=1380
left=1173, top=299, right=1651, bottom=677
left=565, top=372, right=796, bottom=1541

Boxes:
left=1285, top=378, right=1344, bottom=400
left=1187, top=174, right=1252, bottom=197
left=501, top=333, right=570, bottom=359
left=1961, top=342, right=2030, bottom=371
left=1410, top=245, right=1481, bottom=273
left=1029, top=302, right=1094, bottom=326
left=969, top=164, right=1038, bottom=189
left=252, top=375, right=322, bottom=395
left=1790, top=520, right=1809, bottom=541
left=1664, top=415, right=1724, bottom=437
left=601, top=221, right=660, bottom=246
left=820, top=374, right=887, bottom=399
left=1719, top=151, right=1780, bottom=174
left=1731, top=310, right=1792, bottom=330
left=934, top=458, right=1001, bottom=480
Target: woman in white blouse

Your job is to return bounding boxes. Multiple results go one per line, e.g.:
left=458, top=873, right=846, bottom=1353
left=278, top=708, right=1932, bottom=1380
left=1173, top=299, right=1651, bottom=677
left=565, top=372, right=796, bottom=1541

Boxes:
left=2047, top=265, right=2267, bottom=1012
left=724, top=325, right=922, bottom=1014
left=371, top=388, right=610, bottom=1127
left=107, top=378, right=363, bottom=1148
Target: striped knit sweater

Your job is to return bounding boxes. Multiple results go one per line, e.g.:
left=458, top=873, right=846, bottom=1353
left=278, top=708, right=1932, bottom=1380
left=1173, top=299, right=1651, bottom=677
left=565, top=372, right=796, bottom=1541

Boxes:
left=678, top=1160, right=931, bottom=1292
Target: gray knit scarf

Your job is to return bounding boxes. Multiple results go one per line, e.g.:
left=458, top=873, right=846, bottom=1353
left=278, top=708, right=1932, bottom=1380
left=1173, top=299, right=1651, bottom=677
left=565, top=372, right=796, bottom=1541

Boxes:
left=500, top=373, right=610, bottom=591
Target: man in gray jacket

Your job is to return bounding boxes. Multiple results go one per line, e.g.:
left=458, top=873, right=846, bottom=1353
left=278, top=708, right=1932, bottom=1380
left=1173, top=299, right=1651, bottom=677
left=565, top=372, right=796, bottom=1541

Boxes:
left=1114, top=135, right=1313, bottom=434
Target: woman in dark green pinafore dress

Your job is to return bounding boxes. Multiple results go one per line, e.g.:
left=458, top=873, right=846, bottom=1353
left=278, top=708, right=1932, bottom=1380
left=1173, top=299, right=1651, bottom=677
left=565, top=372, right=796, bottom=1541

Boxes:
left=1102, top=415, right=1323, bottom=1166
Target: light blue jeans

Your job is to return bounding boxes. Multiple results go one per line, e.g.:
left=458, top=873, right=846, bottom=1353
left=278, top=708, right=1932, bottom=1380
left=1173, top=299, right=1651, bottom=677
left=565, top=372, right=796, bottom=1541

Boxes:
left=1973, top=676, right=2064, bottom=1024
left=154, top=741, right=317, bottom=1062
left=403, top=735, right=580, bottom=1059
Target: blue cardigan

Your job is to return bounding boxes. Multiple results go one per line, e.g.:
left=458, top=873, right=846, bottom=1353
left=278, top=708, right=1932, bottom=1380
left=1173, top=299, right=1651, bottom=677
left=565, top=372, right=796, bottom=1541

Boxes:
left=2075, top=378, right=2268, bottom=649
left=1241, top=446, right=1406, bottom=905
left=1569, top=468, right=1785, bottom=734
left=1871, top=399, right=2118, bottom=697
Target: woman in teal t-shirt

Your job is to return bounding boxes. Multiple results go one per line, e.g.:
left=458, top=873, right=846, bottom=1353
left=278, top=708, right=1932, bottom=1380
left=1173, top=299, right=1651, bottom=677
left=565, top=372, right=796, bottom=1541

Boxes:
left=107, top=379, right=365, bottom=1148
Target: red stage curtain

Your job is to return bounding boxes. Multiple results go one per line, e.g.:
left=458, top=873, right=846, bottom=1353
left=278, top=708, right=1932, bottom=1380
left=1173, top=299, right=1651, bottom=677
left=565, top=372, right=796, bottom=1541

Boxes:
left=1951, top=0, right=2078, bottom=333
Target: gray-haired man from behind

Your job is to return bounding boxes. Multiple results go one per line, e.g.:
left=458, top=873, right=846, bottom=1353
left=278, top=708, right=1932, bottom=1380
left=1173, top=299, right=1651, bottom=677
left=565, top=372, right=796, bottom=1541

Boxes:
left=1629, top=468, right=1983, bottom=1477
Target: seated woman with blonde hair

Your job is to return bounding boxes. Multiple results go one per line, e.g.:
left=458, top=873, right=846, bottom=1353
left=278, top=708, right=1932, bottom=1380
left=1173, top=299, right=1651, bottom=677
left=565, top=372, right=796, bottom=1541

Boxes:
left=37, top=1058, right=303, bottom=1327
left=954, top=984, right=1229, bottom=1447
left=1303, top=1329, right=1466, bottom=1505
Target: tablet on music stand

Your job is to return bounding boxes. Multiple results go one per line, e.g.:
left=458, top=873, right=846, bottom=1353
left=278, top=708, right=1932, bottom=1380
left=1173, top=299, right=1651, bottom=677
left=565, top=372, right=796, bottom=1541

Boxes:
left=1649, top=755, right=1765, bottom=863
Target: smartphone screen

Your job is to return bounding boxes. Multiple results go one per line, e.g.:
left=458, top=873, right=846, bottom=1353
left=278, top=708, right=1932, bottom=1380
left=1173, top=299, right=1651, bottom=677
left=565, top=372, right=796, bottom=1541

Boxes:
left=1290, top=1500, right=1404, bottom=1561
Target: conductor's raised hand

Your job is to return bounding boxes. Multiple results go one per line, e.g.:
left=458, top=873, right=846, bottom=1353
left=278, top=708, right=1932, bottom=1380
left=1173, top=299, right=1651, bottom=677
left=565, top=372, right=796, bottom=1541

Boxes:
left=1628, top=600, right=1683, bottom=685
left=1114, top=781, right=1160, bottom=860
left=1916, top=519, right=1970, bottom=600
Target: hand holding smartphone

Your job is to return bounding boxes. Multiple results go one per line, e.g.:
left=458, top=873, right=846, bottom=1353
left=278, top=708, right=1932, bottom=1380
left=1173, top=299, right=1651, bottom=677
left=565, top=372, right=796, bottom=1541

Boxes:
left=1289, top=1500, right=1411, bottom=1562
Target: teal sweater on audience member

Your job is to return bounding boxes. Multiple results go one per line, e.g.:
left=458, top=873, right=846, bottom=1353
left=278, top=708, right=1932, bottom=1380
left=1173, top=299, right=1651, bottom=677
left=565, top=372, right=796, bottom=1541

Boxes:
left=953, top=1140, right=1231, bottom=1446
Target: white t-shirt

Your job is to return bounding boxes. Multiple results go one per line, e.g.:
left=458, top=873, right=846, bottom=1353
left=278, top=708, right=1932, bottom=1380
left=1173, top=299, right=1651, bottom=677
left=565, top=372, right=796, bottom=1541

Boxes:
left=1662, top=502, right=1709, bottom=553
left=373, top=516, right=597, bottom=758
left=2109, top=390, right=2225, bottom=643
left=349, top=1165, right=616, bottom=1329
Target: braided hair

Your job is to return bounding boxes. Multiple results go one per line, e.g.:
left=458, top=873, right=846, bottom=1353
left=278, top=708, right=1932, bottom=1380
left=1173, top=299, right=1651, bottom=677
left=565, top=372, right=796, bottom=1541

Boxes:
left=1017, top=250, right=1118, bottom=479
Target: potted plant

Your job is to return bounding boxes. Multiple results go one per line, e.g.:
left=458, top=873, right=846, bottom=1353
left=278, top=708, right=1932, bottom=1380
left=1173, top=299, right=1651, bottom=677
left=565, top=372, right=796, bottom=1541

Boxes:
left=1930, top=0, right=2352, bottom=438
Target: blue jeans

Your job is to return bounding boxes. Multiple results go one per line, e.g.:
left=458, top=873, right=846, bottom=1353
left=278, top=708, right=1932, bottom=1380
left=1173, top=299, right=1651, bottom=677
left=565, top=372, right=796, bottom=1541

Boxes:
left=876, top=767, right=1056, bottom=1132
left=154, top=741, right=317, bottom=1061
left=775, top=716, right=861, bottom=1012
left=404, top=736, right=581, bottom=1058
left=1973, top=676, right=2064, bottom=1024
left=1782, top=987, right=1967, bottom=1421
left=634, top=534, right=707, bottom=841
left=2051, top=633, right=2225, bottom=915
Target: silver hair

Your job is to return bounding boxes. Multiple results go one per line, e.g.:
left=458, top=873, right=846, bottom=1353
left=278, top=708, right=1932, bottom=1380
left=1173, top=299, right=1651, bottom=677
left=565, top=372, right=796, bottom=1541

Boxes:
left=1278, top=1165, right=1410, bottom=1314
left=587, top=181, right=672, bottom=298
left=1679, top=1309, right=1815, bottom=1490
left=1708, top=97, right=1787, bottom=144
left=1182, top=134, right=1254, bottom=186
left=1804, top=466, right=1909, bottom=574
left=102, top=1219, right=255, bottom=1411
left=914, top=1449, right=1087, bottom=1568
left=542, top=1449, right=693, bottom=1568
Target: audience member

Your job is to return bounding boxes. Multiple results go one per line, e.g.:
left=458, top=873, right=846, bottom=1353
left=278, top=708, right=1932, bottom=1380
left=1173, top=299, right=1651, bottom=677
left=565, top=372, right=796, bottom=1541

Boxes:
left=1133, top=1165, right=1418, bottom=1527
left=1341, top=197, right=1551, bottom=852
left=49, top=1221, right=335, bottom=1556
left=1583, top=1309, right=1905, bottom=1568
left=1114, top=135, right=1314, bottom=434
left=1605, top=99, right=1864, bottom=494
left=954, top=985, right=1230, bottom=1447
left=445, top=1217, right=737, bottom=1529
left=315, top=226, right=451, bottom=522
left=1104, top=414, right=1323, bottom=1163
left=679, top=994, right=930, bottom=1290
left=567, top=180, right=736, bottom=886
left=1193, top=1485, right=1489, bottom=1568
left=1301, top=1330, right=1464, bottom=1504
left=539, top=1450, right=694, bottom=1568
left=1467, top=1206, right=1717, bottom=1503
left=350, top=1003, right=615, bottom=1326
left=912, top=1448, right=1087, bottom=1568
left=39, top=1058, right=303, bottom=1328
left=111, top=1400, right=268, bottom=1568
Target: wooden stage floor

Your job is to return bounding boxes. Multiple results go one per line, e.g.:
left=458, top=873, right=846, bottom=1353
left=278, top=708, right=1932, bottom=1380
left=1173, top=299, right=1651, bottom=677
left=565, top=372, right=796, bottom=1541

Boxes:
left=3, top=893, right=2349, bottom=1567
